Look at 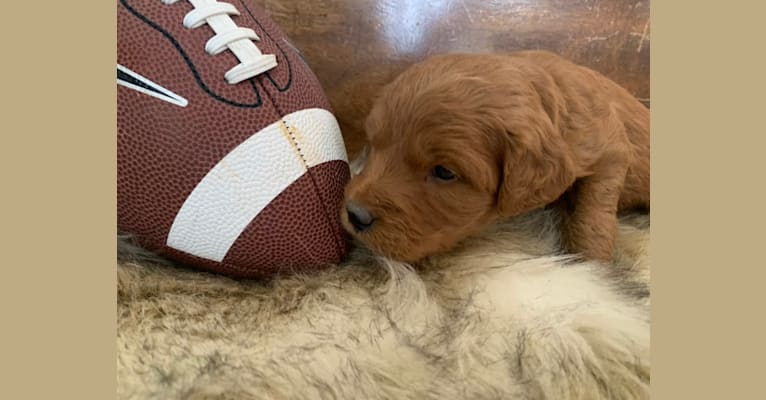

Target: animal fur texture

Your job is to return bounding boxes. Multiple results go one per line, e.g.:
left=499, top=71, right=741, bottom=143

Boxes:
left=117, top=209, right=650, bottom=399
left=342, top=51, right=649, bottom=263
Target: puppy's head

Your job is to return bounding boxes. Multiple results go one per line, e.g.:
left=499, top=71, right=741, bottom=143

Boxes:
left=341, top=54, right=576, bottom=262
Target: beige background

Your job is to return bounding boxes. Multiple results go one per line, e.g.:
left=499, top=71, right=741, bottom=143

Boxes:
left=1, top=1, right=765, bottom=399
left=650, top=1, right=766, bottom=398
left=1, top=1, right=116, bottom=398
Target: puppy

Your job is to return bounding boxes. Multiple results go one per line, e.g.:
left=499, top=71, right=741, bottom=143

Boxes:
left=341, top=51, right=649, bottom=262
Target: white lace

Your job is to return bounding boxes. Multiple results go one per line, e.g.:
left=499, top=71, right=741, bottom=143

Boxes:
left=162, top=0, right=277, bottom=84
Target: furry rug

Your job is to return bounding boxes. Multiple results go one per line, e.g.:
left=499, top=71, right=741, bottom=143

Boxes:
left=117, top=210, right=650, bottom=399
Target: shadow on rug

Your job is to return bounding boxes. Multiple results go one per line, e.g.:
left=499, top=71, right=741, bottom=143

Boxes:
left=117, top=209, right=650, bottom=399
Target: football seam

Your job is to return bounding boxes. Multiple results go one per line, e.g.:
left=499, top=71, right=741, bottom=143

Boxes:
left=261, top=84, right=347, bottom=262
left=282, top=121, right=310, bottom=169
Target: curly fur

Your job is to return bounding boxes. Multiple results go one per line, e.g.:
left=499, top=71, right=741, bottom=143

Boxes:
left=117, top=209, right=650, bottom=399
left=342, top=51, right=649, bottom=262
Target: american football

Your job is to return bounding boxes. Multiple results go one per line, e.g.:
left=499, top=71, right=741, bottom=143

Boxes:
left=117, top=0, right=350, bottom=278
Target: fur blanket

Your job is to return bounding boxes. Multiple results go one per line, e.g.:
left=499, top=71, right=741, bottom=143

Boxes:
left=117, top=210, right=650, bottom=399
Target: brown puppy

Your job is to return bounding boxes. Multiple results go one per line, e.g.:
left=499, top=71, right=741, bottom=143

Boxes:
left=341, top=51, right=649, bottom=262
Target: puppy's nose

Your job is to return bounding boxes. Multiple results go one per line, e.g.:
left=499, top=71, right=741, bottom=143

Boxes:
left=346, top=201, right=376, bottom=232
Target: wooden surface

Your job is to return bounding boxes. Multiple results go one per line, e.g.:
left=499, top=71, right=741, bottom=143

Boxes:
left=256, top=0, right=650, bottom=158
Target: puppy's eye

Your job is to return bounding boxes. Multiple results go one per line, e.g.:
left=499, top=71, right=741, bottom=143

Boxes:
left=431, top=165, right=457, bottom=181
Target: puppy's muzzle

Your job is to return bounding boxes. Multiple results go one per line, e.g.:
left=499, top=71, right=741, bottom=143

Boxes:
left=346, top=201, right=376, bottom=232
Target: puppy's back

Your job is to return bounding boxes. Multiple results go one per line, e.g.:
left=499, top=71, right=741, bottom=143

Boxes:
left=509, top=50, right=650, bottom=209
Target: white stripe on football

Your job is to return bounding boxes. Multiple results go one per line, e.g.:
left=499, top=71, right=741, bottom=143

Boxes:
left=166, top=108, right=347, bottom=262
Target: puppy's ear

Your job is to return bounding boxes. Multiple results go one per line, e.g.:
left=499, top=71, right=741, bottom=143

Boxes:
left=496, top=106, right=577, bottom=217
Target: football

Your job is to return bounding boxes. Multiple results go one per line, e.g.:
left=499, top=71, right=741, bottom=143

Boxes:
left=117, top=0, right=350, bottom=278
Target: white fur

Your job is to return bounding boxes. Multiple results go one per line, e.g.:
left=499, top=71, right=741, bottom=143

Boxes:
left=117, top=210, right=649, bottom=399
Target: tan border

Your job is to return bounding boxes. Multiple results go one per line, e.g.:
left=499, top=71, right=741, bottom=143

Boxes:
left=5, top=0, right=764, bottom=398
left=2, top=1, right=116, bottom=399
left=652, top=2, right=766, bottom=399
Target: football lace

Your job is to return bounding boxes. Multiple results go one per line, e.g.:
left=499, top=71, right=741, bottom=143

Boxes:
left=162, top=0, right=278, bottom=84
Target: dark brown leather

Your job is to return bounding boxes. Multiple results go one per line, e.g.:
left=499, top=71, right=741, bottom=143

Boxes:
left=117, top=0, right=349, bottom=278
